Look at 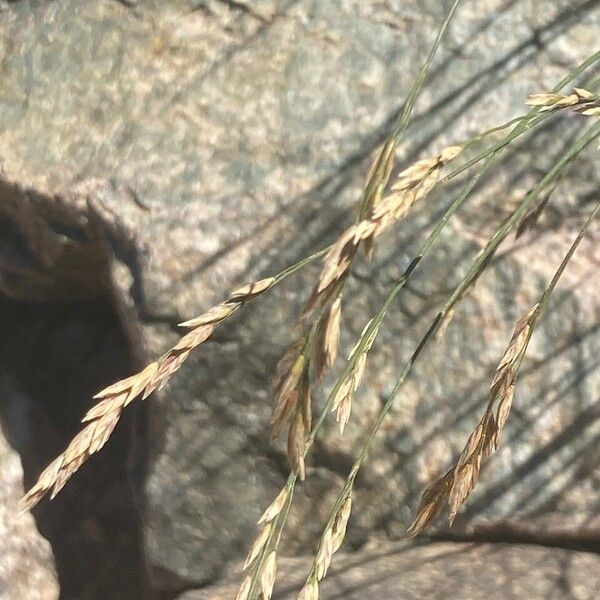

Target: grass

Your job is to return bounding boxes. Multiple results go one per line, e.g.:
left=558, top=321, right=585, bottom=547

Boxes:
left=18, top=3, right=600, bottom=599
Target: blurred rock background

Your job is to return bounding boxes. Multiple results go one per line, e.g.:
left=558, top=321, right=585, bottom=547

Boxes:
left=0, top=0, right=599, bottom=598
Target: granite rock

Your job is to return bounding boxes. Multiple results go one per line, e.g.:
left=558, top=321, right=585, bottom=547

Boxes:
left=0, top=417, right=59, bottom=600
left=0, top=0, right=599, bottom=594
left=181, top=539, right=600, bottom=600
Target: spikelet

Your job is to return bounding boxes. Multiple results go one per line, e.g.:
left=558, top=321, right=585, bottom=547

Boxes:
left=20, top=361, right=158, bottom=511
left=243, top=523, right=272, bottom=570
left=22, top=274, right=277, bottom=511
left=261, top=551, right=278, bottom=600
left=408, top=304, right=537, bottom=535
left=525, top=88, right=599, bottom=113
left=235, top=576, right=252, bottom=600
left=298, top=580, right=319, bottom=600
left=288, top=411, right=307, bottom=480
left=258, top=487, right=289, bottom=525
left=406, top=469, right=454, bottom=537
left=330, top=319, right=376, bottom=434
left=331, top=496, right=352, bottom=552
left=315, top=527, right=334, bottom=580
left=315, top=296, right=342, bottom=380
left=271, top=353, right=307, bottom=441
left=313, top=495, right=352, bottom=585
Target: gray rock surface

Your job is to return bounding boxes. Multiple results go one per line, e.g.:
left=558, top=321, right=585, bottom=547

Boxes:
left=0, top=0, right=599, bottom=596
left=183, top=539, right=600, bottom=600
left=0, top=421, right=59, bottom=600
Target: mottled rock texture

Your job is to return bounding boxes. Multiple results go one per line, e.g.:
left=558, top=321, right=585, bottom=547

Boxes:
left=0, top=419, right=58, bottom=600
left=184, top=540, right=600, bottom=600
left=0, top=0, right=599, bottom=596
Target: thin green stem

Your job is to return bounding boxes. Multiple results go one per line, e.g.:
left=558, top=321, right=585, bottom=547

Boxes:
left=359, top=0, right=463, bottom=219
left=523, top=198, right=600, bottom=346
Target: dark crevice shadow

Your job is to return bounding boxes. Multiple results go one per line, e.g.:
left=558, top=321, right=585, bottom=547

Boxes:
left=0, top=270, right=154, bottom=597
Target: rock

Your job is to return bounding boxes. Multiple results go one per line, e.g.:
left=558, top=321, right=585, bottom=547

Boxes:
left=0, top=0, right=599, bottom=595
left=181, top=539, right=600, bottom=600
left=0, top=421, right=59, bottom=600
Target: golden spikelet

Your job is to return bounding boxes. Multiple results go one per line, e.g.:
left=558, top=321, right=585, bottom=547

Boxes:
left=298, top=580, right=319, bottom=600
left=20, top=362, right=158, bottom=511
left=331, top=496, right=352, bottom=553
left=406, top=469, right=454, bottom=538
left=235, top=576, right=252, bottom=600
left=314, top=495, right=352, bottom=583
left=525, top=88, right=599, bottom=113
left=335, top=394, right=352, bottom=435
left=271, top=354, right=306, bottom=441
left=261, top=551, right=278, bottom=600
left=408, top=305, right=537, bottom=535
left=243, top=523, right=272, bottom=570
left=315, top=527, right=334, bottom=581
left=329, top=319, right=375, bottom=434
left=258, top=487, right=289, bottom=525
left=313, top=145, right=462, bottom=304
left=315, top=296, right=342, bottom=380
left=228, top=276, right=277, bottom=301
left=288, top=411, right=307, bottom=480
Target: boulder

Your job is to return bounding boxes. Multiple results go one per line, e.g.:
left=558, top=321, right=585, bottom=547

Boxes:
left=0, top=0, right=599, bottom=594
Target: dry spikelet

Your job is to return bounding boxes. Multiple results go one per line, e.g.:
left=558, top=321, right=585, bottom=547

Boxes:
left=228, top=276, right=276, bottom=301
left=288, top=411, right=306, bottom=480
left=496, top=382, right=514, bottom=435
left=235, top=576, right=252, bottom=600
left=261, top=551, right=278, bottom=600
left=335, top=394, right=352, bottom=435
left=243, top=523, right=272, bottom=570
left=22, top=302, right=233, bottom=509
left=331, top=378, right=352, bottom=413
left=580, top=106, right=600, bottom=117
left=315, top=297, right=342, bottom=380
left=332, top=496, right=352, bottom=552
left=330, top=321, right=374, bottom=434
left=20, top=362, right=158, bottom=511
left=271, top=354, right=306, bottom=441
left=315, top=527, right=334, bottom=580
left=313, top=497, right=352, bottom=582
left=274, top=339, right=305, bottom=388
left=178, top=302, right=238, bottom=328
left=258, top=487, right=289, bottom=525
left=525, top=88, right=599, bottom=112
left=298, top=580, right=319, bottom=600
left=318, top=227, right=357, bottom=293
left=406, top=469, right=454, bottom=538
left=351, top=353, right=367, bottom=391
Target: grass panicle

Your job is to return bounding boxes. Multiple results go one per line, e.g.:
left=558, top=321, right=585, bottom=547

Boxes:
left=408, top=198, right=600, bottom=536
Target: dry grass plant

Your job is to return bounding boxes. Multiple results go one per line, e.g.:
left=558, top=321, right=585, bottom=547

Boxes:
left=18, top=4, right=600, bottom=599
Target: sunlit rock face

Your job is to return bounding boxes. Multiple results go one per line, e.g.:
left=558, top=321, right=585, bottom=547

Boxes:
left=1, top=0, right=599, bottom=596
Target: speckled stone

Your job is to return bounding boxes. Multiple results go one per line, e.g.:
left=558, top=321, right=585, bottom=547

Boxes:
left=1, top=0, right=599, bottom=593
